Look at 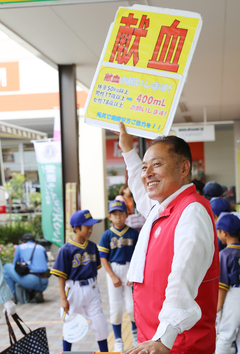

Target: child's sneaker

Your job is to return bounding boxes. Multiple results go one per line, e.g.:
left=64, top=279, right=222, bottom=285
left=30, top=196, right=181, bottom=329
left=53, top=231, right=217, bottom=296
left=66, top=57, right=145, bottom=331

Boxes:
left=132, top=329, right=138, bottom=347
left=114, top=338, right=124, bottom=352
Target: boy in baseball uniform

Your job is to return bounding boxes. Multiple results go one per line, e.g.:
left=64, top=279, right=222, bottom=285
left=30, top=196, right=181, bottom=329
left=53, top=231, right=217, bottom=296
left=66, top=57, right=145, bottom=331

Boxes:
left=98, top=200, right=139, bottom=352
left=51, top=210, right=109, bottom=352
left=210, top=197, right=231, bottom=251
left=215, top=213, right=240, bottom=354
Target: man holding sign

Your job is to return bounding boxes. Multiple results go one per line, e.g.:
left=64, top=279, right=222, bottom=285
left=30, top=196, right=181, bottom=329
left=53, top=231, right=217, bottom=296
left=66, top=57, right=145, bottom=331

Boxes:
left=116, top=122, right=219, bottom=354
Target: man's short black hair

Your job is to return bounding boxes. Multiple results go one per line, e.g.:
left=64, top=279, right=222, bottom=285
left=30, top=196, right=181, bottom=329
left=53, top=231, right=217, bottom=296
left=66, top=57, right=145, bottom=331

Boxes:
left=192, top=179, right=205, bottom=194
left=22, top=233, right=35, bottom=242
left=150, top=135, right=192, bottom=177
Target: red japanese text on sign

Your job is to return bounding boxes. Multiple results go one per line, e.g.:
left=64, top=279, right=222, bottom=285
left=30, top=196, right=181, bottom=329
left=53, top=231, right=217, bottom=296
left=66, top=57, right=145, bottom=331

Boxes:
left=148, top=20, right=187, bottom=72
left=110, top=13, right=149, bottom=66
left=109, top=13, right=188, bottom=74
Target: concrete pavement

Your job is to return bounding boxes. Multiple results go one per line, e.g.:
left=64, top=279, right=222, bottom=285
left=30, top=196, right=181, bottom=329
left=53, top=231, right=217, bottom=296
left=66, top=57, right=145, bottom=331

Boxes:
left=0, top=267, right=133, bottom=354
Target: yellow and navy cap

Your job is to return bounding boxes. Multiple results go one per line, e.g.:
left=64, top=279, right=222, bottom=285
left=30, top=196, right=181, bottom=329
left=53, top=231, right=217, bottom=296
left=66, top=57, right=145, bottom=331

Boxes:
left=109, top=200, right=127, bottom=213
left=203, top=182, right=223, bottom=200
left=70, top=210, right=101, bottom=227
left=210, top=197, right=231, bottom=216
left=216, top=212, right=240, bottom=234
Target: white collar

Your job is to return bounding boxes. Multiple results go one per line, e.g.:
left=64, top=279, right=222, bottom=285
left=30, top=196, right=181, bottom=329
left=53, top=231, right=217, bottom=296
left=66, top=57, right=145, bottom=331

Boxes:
left=156, top=183, right=193, bottom=215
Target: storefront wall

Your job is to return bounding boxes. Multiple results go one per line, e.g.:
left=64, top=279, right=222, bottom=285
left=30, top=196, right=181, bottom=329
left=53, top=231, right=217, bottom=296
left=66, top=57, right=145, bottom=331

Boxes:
left=204, top=128, right=235, bottom=186
left=105, top=128, right=236, bottom=203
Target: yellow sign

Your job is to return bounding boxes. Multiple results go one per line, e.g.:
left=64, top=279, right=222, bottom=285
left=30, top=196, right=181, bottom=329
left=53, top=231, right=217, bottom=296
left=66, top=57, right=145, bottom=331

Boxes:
left=86, top=66, right=178, bottom=135
left=104, top=9, right=199, bottom=76
left=85, top=5, right=202, bottom=139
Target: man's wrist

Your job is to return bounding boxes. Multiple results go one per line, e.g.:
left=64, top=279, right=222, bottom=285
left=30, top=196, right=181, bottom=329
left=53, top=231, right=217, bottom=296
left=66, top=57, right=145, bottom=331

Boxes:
left=152, top=322, right=178, bottom=350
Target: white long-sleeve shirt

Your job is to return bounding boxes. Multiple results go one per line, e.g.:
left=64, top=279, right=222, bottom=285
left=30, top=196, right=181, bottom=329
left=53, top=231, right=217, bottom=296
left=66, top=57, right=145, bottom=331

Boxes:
left=124, top=148, right=215, bottom=349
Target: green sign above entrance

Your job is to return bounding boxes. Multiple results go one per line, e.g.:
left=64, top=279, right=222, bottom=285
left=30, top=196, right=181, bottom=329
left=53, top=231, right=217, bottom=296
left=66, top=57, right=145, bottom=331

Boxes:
left=0, top=0, right=119, bottom=8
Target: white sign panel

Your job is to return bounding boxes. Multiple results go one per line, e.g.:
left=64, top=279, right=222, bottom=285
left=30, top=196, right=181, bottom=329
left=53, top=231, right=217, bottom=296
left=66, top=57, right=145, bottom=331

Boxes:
left=84, top=4, right=202, bottom=139
left=171, top=125, right=215, bottom=142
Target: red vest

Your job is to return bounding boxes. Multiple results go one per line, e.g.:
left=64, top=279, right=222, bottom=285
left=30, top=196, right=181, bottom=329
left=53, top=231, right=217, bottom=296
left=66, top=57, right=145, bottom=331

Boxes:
left=133, top=186, right=219, bottom=354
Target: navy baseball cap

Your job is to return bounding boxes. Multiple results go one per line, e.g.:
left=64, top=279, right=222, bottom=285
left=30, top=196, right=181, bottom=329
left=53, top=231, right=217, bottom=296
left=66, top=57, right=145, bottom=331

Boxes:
left=70, top=210, right=101, bottom=227
left=22, top=233, right=35, bottom=242
left=210, top=197, right=231, bottom=216
left=216, top=213, right=240, bottom=234
left=203, top=181, right=223, bottom=200
left=108, top=200, right=127, bottom=213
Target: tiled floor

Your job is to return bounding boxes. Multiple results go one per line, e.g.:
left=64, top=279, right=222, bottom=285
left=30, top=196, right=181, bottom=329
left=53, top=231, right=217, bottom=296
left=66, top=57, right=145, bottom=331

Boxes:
left=1, top=269, right=236, bottom=354
left=0, top=267, right=133, bottom=354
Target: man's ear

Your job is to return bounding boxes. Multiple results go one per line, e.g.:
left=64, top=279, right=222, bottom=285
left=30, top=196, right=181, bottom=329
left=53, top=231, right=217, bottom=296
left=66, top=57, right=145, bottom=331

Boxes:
left=182, top=160, right=191, bottom=178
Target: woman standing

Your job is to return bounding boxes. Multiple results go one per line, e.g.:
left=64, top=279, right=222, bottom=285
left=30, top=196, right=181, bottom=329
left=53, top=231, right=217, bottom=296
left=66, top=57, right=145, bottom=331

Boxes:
left=116, top=184, right=134, bottom=215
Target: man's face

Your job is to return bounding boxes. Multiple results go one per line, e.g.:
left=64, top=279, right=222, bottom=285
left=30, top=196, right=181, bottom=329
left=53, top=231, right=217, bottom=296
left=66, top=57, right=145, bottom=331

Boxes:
left=141, top=143, right=189, bottom=203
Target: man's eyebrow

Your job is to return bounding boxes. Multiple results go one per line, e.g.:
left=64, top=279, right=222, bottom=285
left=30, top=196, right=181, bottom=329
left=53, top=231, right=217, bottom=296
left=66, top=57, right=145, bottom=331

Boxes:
left=142, top=157, right=163, bottom=165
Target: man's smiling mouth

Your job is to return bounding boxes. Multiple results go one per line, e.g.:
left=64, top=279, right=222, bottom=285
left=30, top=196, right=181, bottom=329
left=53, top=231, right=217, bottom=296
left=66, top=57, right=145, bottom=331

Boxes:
left=148, top=181, right=159, bottom=187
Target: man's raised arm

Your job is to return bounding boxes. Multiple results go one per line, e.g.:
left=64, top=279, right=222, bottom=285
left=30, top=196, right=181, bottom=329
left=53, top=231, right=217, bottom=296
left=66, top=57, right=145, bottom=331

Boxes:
left=116, top=123, right=155, bottom=218
left=117, top=122, right=134, bottom=153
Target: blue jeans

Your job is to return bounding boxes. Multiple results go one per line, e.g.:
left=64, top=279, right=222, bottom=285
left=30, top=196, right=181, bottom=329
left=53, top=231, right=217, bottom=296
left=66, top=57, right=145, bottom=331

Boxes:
left=3, top=263, right=48, bottom=296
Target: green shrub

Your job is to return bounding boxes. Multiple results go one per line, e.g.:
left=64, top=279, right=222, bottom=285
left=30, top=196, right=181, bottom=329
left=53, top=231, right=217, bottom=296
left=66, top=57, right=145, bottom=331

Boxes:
left=31, top=215, right=43, bottom=239
left=0, top=214, right=47, bottom=265
left=0, top=213, right=44, bottom=246
left=0, top=221, right=33, bottom=245
left=108, top=183, right=125, bottom=201
left=0, top=243, right=17, bottom=265
left=5, top=173, right=25, bottom=201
